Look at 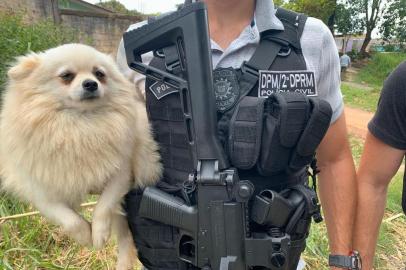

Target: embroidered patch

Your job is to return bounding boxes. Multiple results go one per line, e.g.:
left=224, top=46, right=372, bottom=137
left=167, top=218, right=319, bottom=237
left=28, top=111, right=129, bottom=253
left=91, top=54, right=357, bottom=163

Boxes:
left=149, top=81, right=177, bottom=100
left=258, top=70, right=317, bottom=98
left=213, top=68, right=240, bottom=112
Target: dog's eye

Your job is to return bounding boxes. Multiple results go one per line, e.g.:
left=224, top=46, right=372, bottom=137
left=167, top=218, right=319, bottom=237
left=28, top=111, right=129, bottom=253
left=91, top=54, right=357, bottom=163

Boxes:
left=94, top=70, right=105, bottom=80
left=59, top=72, right=75, bottom=83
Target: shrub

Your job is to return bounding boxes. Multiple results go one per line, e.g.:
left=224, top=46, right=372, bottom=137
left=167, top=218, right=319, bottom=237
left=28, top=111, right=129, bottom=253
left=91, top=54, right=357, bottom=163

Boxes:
left=0, top=12, right=79, bottom=97
left=357, top=52, right=406, bottom=87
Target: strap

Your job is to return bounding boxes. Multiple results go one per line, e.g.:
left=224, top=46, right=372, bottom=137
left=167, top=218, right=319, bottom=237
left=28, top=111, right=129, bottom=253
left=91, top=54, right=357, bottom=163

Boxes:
left=329, top=255, right=352, bottom=269
left=329, top=254, right=361, bottom=270
left=239, top=40, right=282, bottom=99
left=274, top=8, right=308, bottom=50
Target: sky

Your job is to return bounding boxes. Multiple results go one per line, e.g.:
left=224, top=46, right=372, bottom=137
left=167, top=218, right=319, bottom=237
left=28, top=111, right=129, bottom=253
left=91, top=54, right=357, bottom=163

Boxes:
left=84, top=0, right=184, bottom=14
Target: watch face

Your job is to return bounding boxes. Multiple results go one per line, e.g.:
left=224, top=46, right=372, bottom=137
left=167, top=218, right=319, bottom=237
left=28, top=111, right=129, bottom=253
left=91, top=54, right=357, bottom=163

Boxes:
left=351, top=251, right=362, bottom=270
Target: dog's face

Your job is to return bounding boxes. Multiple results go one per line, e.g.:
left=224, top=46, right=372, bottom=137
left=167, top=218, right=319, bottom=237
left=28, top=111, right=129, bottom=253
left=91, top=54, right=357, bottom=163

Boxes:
left=8, top=44, right=126, bottom=110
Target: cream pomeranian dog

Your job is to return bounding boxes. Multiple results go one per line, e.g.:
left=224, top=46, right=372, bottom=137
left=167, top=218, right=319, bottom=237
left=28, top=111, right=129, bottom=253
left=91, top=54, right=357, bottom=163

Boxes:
left=0, top=44, right=162, bottom=269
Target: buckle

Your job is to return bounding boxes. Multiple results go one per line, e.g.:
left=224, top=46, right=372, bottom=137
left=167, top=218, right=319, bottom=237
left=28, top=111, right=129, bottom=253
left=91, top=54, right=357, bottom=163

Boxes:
left=165, top=60, right=181, bottom=73
left=241, top=61, right=259, bottom=80
left=350, top=251, right=362, bottom=270
left=277, top=47, right=291, bottom=57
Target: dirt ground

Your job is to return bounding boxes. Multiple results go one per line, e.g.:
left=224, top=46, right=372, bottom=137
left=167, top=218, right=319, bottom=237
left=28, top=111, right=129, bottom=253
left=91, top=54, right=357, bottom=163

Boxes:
left=345, top=106, right=373, bottom=139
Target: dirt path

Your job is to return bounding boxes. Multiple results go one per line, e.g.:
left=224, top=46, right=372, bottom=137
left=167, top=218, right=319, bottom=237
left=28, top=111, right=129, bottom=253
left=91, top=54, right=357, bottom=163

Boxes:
left=345, top=106, right=373, bottom=139
left=342, top=67, right=375, bottom=139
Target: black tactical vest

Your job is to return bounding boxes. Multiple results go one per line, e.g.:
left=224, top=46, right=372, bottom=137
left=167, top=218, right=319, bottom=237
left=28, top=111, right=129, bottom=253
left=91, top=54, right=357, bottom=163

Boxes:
left=126, top=8, right=330, bottom=270
left=145, top=8, right=310, bottom=191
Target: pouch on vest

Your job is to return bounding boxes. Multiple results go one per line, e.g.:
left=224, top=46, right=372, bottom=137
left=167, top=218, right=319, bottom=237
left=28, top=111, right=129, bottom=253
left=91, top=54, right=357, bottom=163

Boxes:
left=289, top=99, right=332, bottom=171
left=258, top=93, right=311, bottom=176
left=228, top=97, right=266, bottom=169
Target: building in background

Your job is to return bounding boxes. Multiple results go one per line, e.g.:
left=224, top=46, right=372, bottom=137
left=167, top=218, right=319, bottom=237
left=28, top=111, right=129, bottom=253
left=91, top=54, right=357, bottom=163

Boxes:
left=0, top=0, right=143, bottom=54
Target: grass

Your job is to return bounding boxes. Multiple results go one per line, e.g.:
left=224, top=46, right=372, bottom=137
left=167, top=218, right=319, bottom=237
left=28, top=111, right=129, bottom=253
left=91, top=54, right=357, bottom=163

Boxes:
left=341, top=82, right=380, bottom=112
left=342, top=52, right=406, bottom=113
left=357, top=53, right=406, bottom=88
left=0, top=195, right=122, bottom=270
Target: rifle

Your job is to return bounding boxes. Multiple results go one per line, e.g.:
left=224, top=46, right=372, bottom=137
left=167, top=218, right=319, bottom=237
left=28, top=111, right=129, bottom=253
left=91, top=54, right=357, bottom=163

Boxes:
left=123, top=3, right=319, bottom=269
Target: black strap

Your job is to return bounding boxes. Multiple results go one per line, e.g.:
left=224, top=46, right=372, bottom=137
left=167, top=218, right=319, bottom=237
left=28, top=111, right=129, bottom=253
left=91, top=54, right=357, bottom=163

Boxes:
left=329, top=254, right=360, bottom=270
left=239, top=39, right=282, bottom=98
left=274, top=8, right=308, bottom=50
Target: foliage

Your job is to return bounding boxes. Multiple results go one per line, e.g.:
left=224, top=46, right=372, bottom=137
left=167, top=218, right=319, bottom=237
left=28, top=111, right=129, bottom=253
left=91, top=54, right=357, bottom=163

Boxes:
left=335, top=3, right=364, bottom=53
left=335, top=4, right=364, bottom=37
left=357, top=52, right=406, bottom=87
left=347, top=50, right=363, bottom=61
left=380, top=0, right=406, bottom=49
left=338, top=0, right=393, bottom=56
left=0, top=12, right=79, bottom=97
left=278, top=0, right=337, bottom=30
left=96, top=0, right=145, bottom=18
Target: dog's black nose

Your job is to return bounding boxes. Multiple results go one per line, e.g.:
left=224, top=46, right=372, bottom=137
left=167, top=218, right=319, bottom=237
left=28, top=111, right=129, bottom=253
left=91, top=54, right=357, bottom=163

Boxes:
left=82, top=79, right=98, bottom=92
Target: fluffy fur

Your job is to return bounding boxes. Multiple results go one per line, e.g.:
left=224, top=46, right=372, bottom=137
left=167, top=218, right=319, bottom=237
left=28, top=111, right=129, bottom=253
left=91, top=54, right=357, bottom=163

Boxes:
left=0, top=44, right=162, bottom=269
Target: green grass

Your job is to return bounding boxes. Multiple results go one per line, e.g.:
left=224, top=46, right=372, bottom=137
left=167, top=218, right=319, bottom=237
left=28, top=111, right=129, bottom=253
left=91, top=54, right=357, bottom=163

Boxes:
left=0, top=194, right=122, bottom=269
left=341, top=82, right=380, bottom=112
left=357, top=53, right=406, bottom=88
left=2, top=137, right=404, bottom=270
left=303, top=136, right=405, bottom=270
left=342, top=53, right=406, bottom=112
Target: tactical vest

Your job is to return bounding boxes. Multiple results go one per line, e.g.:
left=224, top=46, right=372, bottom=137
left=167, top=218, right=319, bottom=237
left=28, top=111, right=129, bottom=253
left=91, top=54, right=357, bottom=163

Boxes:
left=126, top=8, right=331, bottom=270
left=146, top=8, right=310, bottom=189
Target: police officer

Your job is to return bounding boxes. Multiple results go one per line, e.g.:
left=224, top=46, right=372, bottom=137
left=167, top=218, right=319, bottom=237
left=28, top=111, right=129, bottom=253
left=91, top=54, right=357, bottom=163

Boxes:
left=117, top=0, right=357, bottom=269
left=354, top=61, right=406, bottom=270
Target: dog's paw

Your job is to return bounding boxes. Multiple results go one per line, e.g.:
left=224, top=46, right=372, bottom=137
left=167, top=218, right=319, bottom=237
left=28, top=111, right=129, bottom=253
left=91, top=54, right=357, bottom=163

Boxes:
left=66, top=218, right=92, bottom=247
left=92, top=213, right=112, bottom=249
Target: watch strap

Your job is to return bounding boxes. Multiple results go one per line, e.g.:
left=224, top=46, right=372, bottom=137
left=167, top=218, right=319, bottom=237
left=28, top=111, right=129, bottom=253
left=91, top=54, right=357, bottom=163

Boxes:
left=329, top=255, right=353, bottom=269
left=329, top=252, right=361, bottom=270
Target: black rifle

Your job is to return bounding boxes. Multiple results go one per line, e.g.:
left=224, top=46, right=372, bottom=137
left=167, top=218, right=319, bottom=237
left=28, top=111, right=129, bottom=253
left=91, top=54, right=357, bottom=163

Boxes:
left=123, top=3, right=318, bottom=269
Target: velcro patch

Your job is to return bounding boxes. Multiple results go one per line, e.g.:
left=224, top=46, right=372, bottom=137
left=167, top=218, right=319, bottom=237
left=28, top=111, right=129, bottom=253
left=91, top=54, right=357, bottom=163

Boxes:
left=149, top=81, right=177, bottom=100
left=258, top=70, right=317, bottom=98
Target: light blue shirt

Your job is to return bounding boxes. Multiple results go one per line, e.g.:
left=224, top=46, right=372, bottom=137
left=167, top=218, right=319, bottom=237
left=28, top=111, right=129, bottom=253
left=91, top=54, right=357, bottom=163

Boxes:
left=117, top=0, right=343, bottom=123
left=340, top=54, right=351, bottom=68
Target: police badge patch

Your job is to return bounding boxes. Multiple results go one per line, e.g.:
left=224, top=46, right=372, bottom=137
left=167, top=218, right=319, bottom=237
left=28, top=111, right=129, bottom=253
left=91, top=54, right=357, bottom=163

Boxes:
left=258, top=70, right=318, bottom=98
left=213, top=68, right=240, bottom=112
left=149, top=81, right=178, bottom=100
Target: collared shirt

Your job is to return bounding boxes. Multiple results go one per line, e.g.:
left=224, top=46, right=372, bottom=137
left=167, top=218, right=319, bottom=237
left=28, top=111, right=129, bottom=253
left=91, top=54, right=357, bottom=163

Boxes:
left=340, top=54, right=351, bottom=68
left=116, top=0, right=343, bottom=123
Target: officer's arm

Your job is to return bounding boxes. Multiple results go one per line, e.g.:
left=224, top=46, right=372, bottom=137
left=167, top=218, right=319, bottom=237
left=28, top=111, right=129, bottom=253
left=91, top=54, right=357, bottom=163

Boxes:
left=354, top=132, right=404, bottom=269
left=316, top=112, right=357, bottom=264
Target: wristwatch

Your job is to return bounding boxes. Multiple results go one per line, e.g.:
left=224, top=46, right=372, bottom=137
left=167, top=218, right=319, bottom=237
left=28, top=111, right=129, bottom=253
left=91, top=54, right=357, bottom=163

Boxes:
left=328, top=251, right=362, bottom=270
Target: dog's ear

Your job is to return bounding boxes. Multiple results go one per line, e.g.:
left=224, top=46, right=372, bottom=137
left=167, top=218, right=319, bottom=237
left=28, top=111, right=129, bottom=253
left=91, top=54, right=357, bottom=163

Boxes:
left=8, top=53, right=41, bottom=80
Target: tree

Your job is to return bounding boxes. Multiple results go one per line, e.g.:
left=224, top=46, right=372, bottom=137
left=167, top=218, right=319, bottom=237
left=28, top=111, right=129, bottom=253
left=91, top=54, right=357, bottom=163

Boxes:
left=380, top=0, right=406, bottom=50
left=335, top=3, right=364, bottom=53
left=281, top=0, right=337, bottom=32
left=347, top=0, right=391, bottom=56
left=96, top=0, right=145, bottom=18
